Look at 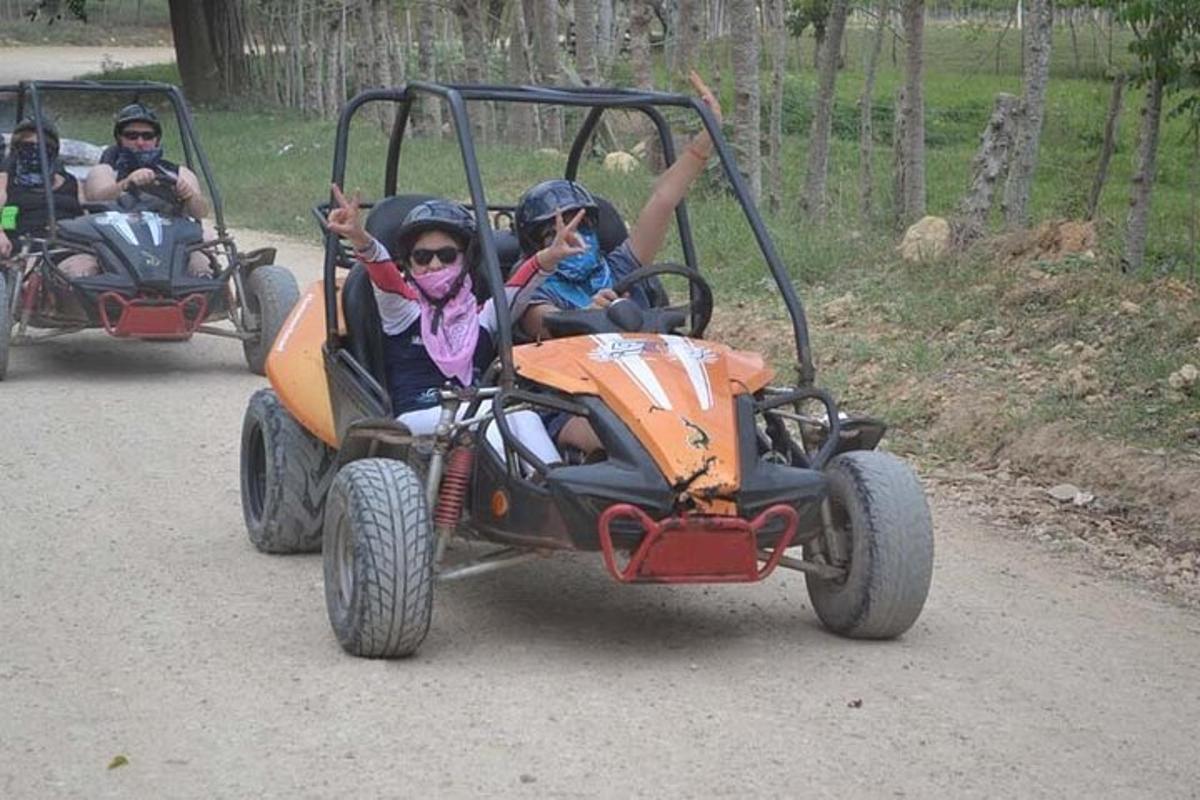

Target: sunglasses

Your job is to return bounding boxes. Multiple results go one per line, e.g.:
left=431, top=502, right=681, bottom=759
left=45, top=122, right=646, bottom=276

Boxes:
left=120, top=130, right=159, bottom=141
left=410, top=246, right=462, bottom=267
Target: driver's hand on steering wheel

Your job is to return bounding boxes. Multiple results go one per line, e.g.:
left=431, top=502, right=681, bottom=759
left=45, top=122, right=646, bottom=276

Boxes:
left=122, top=167, right=157, bottom=191
left=174, top=178, right=196, bottom=203
left=589, top=288, right=620, bottom=308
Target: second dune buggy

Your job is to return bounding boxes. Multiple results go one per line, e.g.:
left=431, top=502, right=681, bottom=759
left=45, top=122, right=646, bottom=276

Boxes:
left=239, top=82, right=934, bottom=658
left=0, top=80, right=299, bottom=380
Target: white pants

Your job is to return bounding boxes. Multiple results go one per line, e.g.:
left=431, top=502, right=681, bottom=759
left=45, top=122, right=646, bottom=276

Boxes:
left=396, top=405, right=561, bottom=473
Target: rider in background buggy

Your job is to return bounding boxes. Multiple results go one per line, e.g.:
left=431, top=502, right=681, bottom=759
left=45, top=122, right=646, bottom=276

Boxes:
left=83, top=102, right=212, bottom=277
left=0, top=115, right=96, bottom=277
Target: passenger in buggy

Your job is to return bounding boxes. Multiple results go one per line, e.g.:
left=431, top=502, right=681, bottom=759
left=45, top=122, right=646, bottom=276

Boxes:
left=512, top=72, right=723, bottom=457
left=325, top=184, right=574, bottom=472
left=0, top=115, right=97, bottom=277
left=513, top=70, right=722, bottom=339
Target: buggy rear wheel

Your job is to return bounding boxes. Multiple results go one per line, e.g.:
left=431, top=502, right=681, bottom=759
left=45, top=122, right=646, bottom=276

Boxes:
left=0, top=270, right=12, bottom=381
left=241, top=264, right=299, bottom=375
left=806, top=450, right=934, bottom=639
left=240, top=388, right=335, bottom=553
left=323, top=458, right=434, bottom=658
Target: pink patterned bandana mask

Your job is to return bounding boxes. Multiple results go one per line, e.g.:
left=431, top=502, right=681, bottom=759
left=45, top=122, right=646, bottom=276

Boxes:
left=411, top=263, right=479, bottom=387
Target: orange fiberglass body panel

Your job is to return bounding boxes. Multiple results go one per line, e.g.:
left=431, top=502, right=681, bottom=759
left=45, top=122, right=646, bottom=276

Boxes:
left=514, top=333, right=775, bottom=513
left=266, top=279, right=344, bottom=447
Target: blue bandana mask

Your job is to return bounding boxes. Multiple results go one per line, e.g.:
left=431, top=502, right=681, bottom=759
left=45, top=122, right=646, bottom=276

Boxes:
left=539, top=229, right=612, bottom=310
left=9, top=142, right=58, bottom=188
left=113, top=145, right=164, bottom=180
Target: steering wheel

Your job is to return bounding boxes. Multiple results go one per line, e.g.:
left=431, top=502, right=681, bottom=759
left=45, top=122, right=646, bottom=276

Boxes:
left=542, top=262, right=714, bottom=339
left=612, top=262, right=713, bottom=338
left=118, top=172, right=179, bottom=216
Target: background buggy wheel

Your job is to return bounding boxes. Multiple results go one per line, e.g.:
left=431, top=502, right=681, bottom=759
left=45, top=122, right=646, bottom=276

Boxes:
left=240, top=388, right=334, bottom=553
left=323, top=458, right=434, bottom=659
left=0, top=270, right=12, bottom=381
left=241, top=264, right=299, bottom=375
left=806, top=450, right=934, bottom=639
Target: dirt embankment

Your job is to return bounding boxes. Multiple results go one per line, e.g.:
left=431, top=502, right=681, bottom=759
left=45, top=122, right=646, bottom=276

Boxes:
left=715, top=219, right=1200, bottom=606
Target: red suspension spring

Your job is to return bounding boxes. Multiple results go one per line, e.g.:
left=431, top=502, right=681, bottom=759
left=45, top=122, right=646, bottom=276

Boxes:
left=434, top=446, right=475, bottom=530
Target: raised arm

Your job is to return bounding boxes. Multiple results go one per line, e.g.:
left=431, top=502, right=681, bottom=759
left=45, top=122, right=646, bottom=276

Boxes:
left=326, top=183, right=416, bottom=299
left=627, top=71, right=723, bottom=267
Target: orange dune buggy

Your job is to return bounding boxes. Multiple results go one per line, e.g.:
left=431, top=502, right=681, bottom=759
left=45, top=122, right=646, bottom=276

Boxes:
left=239, top=83, right=934, bottom=658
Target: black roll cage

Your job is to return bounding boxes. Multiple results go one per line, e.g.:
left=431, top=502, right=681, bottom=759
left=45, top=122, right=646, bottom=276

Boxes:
left=2, top=79, right=228, bottom=239
left=323, top=82, right=816, bottom=388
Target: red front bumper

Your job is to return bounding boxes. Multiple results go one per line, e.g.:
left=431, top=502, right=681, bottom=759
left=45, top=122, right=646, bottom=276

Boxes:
left=97, top=291, right=208, bottom=339
left=597, top=503, right=798, bottom=584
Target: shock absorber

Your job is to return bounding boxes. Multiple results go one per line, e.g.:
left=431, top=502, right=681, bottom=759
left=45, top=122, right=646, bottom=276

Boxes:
left=434, top=445, right=475, bottom=558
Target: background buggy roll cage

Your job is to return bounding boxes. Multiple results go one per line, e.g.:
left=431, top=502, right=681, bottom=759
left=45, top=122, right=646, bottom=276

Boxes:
left=9, top=80, right=228, bottom=240
left=324, top=82, right=817, bottom=387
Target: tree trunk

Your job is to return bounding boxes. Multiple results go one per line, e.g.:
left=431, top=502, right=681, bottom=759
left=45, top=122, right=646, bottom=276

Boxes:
left=168, top=0, right=222, bottom=104
left=324, top=9, right=344, bottom=120
left=372, top=0, right=400, bottom=129
left=1086, top=73, right=1125, bottom=221
left=302, top=5, right=322, bottom=115
left=801, top=0, right=849, bottom=220
left=858, top=0, right=887, bottom=222
left=955, top=92, right=1019, bottom=245
left=729, top=0, right=761, bottom=201
left=899, top=0, right=926, bottom=224
left=892, top=85, right=907, bottom=231
left=535, top=0, right=563, bottom=147
left=575, top=0, right=599, bottom=84
left=765, top=0, right=786, bottom=213
left=202, top=0, right=251, bottom=97
left=596, top=0, right=614, bottom=75
left=1066, top=7, right=1080, bottom=76
left=674, top=0, right=703, bottom=80
left=1002, top=0, right=1052, bottom=230
left=415, top=0, right=442, bottom=136
left=456, top=0, right=491, bottom=141
left=1122, top=76, right=1164, bottom=273
left=506, top=0, right=538, bottom=144
left=630, top=0, right=654, bottom=89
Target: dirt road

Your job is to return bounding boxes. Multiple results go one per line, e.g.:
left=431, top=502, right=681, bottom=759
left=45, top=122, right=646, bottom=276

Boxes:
left=0, top=47, right=176, bottom=86
left=2, top=231, right=1199, bottom=798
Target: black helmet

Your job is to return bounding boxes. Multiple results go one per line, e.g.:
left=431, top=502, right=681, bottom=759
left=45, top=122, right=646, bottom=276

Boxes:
left=113, top=102, right=162, bottom=139
left=515, top=179, right=599, bottom=253
left=11, top=115, right=61, bottom=156
left=394, top=199, right=477, bottom=262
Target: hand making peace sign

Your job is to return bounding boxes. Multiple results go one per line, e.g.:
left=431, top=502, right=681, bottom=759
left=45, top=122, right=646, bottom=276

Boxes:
left=326, top=183, right=371, bottom=250
left=534, top=208, right=589, bottom=273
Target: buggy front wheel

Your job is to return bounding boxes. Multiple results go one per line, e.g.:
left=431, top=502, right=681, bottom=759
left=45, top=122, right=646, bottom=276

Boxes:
left=241, top=264, right=299, bottom=375
left=323, top=458, right=435, bottom=658
left=806, top=450, right=934, bottom=639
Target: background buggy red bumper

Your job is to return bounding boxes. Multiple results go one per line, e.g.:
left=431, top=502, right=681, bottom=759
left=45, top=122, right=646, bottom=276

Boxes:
left=97, top=291, right=208, bottom=339
left=597, top=503, right=798, bottom=583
